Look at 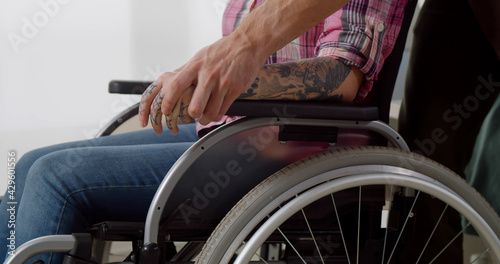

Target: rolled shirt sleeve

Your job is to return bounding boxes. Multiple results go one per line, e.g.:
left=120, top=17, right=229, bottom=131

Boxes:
left=317, top=0, right=408, bottom=101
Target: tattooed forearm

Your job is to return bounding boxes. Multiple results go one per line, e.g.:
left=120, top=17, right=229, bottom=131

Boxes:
left=239, top=57, right=353, bottom=101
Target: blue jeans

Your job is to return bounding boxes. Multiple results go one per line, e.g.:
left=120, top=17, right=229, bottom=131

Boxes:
left=0, top=124, right=198, bottom=263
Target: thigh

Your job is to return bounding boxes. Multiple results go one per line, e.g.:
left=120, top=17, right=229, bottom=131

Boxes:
left=13, top=141, right=193, bottom=263
left=21, top=123, right=198, bottom=168
left=17, top=141, right=194, bottom=236
left=89, top=123, right=199, bottom=146
left=6, top=124, right=198, bottom=201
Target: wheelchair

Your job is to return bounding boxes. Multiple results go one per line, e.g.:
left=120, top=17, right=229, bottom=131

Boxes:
left=6, top=1, right=500, bottom=263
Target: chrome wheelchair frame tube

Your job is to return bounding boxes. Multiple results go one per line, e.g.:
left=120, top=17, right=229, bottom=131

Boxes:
left=4, top=235, right=75, bottom=264
left=95, top=102, right=141, bottom=138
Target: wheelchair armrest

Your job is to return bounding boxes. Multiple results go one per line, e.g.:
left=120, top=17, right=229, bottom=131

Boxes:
left=109, top=80, right=152, bottom=94
left=107, top=81, right=379, bottom=121
left=226, top=100, right=379, bottom=121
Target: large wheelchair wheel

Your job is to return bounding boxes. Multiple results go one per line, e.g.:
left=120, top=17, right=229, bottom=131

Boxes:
left=197, top=146, right=500, bottom=263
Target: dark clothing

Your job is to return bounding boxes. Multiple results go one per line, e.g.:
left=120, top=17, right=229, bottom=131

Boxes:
left=398, top=0, right=500, bottom=262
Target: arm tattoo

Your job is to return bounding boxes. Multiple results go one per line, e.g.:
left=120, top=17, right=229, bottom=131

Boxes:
left=239, top=57, right=352, bottom=101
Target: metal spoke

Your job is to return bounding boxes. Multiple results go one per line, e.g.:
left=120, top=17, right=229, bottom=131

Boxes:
left=356, top=187, right=362, bottom=264
left=277, top=227, right=306, bottom=263
left=301, top=208, right=325, bottom=264
left=386, top=191, right=421, bottom=263
left=271, top=205, right=307, bottom=264
left=428, top=222, right=471, bottom=264
left=254, top=247, right=270, bottom=264
left=381, top=185, right=395, bottom=264
left=415, top=204, right=449, bottom=264
left=470, top=248, right=491, bottom=264
left=331, top=193, right=352, bottom=264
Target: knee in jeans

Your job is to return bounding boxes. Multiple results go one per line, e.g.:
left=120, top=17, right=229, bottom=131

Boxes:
left=27, top=150, right=82, bottom=188
left=15, top=148, right=54, bottom=176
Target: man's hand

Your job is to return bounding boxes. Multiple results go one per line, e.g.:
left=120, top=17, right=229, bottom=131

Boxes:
left=158, top=33, right=267, bottom=126
left=138, top=32, right=266, bottom=135
left=138, top=72, right=194, bottom=135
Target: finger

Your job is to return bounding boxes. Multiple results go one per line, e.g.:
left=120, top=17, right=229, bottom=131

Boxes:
left=166, top=101, right=181, bottom=135
left=179, top=87, right=195, bottom=124
left=198, top=115, right=212, bottom=125
left=214, top=77, right=241, bottom=121
left=178, top=102, right=193, bottom=124
left=150, top=93, right=164, bottom=134
left=188, top=74, right=216, bottom=119
left=201, top=89, right=226, bottom=122
left=216, top=96, right=236, bottom=121
left=161, top=67, right=198, bottom=116
left=139, top=82, right=161, bottom=127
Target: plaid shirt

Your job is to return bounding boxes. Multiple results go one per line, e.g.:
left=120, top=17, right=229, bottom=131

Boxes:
left=197, top=0, right=408, bottom=135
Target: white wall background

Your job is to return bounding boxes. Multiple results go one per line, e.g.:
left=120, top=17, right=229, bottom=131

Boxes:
left=0, top=0, right=227, bottom=194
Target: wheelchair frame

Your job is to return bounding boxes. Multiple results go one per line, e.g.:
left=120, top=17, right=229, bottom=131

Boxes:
left=7, top=110, right=500, bottom=263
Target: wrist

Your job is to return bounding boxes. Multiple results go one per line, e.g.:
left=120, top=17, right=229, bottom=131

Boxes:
left=227, top=29, right=270, bottom=65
